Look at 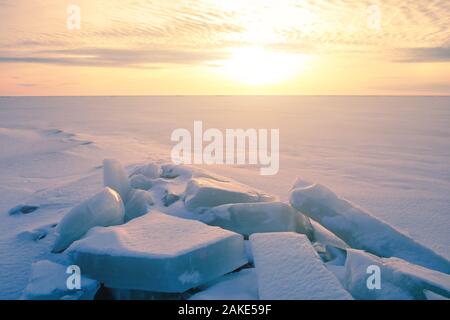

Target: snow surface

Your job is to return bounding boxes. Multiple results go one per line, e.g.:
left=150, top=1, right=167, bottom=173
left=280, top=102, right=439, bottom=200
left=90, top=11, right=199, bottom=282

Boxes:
left=250, top=232, right=353, bottom=300
left=290, top=182, right=450, bottom=273
left=203, top=202, right=313, bottom=239
left=68, top=212, right=247, bottom=292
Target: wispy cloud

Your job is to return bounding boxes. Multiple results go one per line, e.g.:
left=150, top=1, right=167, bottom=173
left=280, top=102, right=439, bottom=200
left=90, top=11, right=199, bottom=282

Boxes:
left=0, top=0, right=14, bottom=7
left=377, top=81, right=450, bottom=93
left=0, top=47, right=229, bottom=68
left=1, top=0, right=449, bottom=63
left=0, top=0, right=449, bottom=94
left=395, top=47, right=450, bottom=63
left=16, top=83, right=38, bottom=87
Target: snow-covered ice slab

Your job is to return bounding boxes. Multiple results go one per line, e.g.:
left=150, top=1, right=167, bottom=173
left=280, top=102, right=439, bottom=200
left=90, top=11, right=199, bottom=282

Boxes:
left=190, top=268, right=258, bottom=300
left=204, top=202, right=313, bottom=239
left=21, top=260, right=99, bottom=300
left=290, top=182, right=450, bottom=274
left=52, top=187, right=125, bottom=253
left=344, top=249, right=450, bottom=300
left=68, top=213, right=247, bottom=293
left=184, top=177, right=274, bottom=211
left=250, top=232, right=352, bottom=300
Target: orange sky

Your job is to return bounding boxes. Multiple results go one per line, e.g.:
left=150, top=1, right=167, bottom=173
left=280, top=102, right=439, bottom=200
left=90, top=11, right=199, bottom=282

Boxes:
left=0, top=0, right=449, bottom=95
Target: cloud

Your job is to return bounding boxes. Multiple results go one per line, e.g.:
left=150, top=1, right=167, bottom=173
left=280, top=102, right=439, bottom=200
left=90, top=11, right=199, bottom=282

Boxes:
left=395, top=47, right=450, bottom=63
left=16, top=83, right=38, bottom=87
left=376, top=81, right=450, bottom=93
left=0, top=0, right=14, bottom=7
left=1, top=1, right=449, bottom=70
left=0, top=47, right=229, bottom=68
left=2, top=1, right=449, bottom=51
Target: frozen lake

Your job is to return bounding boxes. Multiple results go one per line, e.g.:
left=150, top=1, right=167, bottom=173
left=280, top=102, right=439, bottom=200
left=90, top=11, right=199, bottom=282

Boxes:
left=0, top=96, right=449, bottom=298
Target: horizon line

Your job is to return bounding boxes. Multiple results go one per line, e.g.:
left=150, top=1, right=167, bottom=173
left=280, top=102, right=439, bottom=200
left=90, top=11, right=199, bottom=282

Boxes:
left=1, top=94, right=450, bottom=98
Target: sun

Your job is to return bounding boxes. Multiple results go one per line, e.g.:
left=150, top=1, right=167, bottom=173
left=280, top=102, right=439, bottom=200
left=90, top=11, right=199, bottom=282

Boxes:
left=219, top=47, right=309, bottom=85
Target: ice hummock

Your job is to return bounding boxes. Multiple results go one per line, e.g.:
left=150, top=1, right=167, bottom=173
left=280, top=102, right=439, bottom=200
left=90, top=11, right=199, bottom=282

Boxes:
left=184, top=177, right=275, bottom=211
left=5, top=152, right=449, bottom=300
left=132, top=163, right=161, bottom=179
left=124, top=189, right=154, bottom=221
left=21, top=260, right=99, bottom=300
left=68, top=212, right=247, bottom=293
left=52, top=187, right=125, bottom=253
left=290, top=181, right=450, bottom=274
left=202, top=202, right=313, bottom=239
left=103, top=159, right=132, bottom=202
left=250, top=232, right=353, bottom=300
left=424, top=290, right=448, bottom=300
left=129, top=174, right=154, bottom=190
left=311, top=220, right=349, bottom=250
left=344, top=249, right=450, bottom=300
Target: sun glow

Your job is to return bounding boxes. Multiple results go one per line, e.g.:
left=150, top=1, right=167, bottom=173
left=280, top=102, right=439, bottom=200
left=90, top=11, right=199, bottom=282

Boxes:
left=219, top=47, right=309, bottom=85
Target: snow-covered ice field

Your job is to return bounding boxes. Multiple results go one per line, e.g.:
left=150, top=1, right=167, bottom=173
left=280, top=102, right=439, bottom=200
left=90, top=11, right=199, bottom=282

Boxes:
left=0, top=96, right=449, bottom=299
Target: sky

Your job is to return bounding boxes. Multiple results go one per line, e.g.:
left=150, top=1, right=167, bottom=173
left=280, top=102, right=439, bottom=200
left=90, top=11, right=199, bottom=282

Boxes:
left=0, top=0, right=449, bottom=95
